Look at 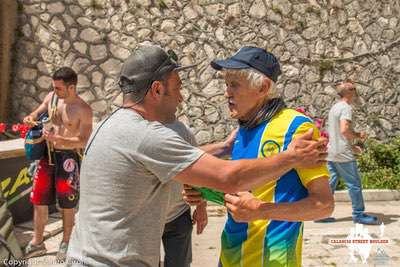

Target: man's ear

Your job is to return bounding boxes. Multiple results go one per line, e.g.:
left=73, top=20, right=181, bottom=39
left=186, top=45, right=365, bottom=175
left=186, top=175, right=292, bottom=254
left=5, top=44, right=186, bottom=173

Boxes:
left=67, top=84, right=76, bottom=92
left=149, top=81, right=163, bottom=99
left=260, top=78, right=271, bottom=95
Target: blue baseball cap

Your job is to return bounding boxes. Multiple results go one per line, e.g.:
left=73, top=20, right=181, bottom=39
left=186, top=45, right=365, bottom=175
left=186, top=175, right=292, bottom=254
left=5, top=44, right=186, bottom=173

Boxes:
left=210, top=46, right=282, bottom=82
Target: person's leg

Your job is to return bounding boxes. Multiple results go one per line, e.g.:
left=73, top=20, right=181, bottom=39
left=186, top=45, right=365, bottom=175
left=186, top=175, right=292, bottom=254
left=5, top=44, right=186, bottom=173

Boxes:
left=162, top=209, right=193, bottom=267
left=61, top=208, right=75, bottom=243
left=32, top=205, right=48, bottom=245
left=54, top=150, right=80, bottom=261
left=327, top=161, right=340, bottom=194
left=26, top=158, right=54, bottom=257
left=334, top=161, right=365, bottom=217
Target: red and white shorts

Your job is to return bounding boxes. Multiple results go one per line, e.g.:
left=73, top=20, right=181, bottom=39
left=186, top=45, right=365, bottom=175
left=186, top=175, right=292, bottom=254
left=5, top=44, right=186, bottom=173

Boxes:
left=30, top=150, right=80, bottom=209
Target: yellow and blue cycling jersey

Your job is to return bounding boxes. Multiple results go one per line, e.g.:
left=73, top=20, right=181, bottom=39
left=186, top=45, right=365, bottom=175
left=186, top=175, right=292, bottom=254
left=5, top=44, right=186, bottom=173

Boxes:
left=219, top=108, right=329, bottom=267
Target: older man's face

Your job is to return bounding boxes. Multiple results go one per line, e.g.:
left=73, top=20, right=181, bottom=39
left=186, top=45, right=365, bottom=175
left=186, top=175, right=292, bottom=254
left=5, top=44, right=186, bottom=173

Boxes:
left=224, top=73, right=265, bottom=121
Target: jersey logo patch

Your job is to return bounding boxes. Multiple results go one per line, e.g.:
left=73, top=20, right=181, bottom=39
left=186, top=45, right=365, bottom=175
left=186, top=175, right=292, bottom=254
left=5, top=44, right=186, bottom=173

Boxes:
left=261, top=140, right=281, bottom=158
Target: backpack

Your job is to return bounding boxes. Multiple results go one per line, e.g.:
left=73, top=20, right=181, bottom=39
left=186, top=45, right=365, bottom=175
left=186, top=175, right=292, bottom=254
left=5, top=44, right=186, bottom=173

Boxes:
left=24, top=94, right=58, bottom=161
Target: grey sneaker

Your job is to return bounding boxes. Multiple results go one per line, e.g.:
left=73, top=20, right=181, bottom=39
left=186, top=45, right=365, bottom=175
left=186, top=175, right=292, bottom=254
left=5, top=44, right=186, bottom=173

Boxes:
left=24, top=241, right=47, bottom=258
left=56, top=242, right=68, bottom=262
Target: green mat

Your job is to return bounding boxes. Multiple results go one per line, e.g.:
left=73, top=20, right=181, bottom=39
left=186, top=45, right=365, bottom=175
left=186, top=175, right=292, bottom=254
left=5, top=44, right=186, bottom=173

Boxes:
left=193, top=187, right=225, bottom=205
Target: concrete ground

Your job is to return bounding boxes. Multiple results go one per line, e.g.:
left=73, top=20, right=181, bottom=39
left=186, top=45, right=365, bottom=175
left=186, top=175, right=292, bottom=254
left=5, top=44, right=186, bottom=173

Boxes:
left=15, top=201, right=400, bottom=266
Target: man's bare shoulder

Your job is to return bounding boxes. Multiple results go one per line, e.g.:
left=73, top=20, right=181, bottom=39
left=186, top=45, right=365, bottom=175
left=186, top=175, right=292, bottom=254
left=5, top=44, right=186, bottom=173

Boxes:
left=74, top=97, right=93, bottom=118
left=43, top=91, right=54, bottom=104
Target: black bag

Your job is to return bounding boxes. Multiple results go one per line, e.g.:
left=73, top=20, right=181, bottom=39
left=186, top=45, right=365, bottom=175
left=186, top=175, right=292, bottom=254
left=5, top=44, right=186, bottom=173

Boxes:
left=24, top=112, right=48, bottom=161
left=24, top=94, right=58, bottom=161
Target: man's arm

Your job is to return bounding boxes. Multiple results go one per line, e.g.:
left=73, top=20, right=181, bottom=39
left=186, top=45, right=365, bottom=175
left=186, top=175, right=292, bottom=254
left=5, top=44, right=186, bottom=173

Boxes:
left=200, top=128, right=238, bottom=158
left=340, top=120, right=365, bottom=142
left=192, top=201, right=208, bottom=235
left=43, top=105, right=93, bottom=149
left=23, top=92, right=53, bottom=126
left=175, top=129, right=327, bottom=193
left=224, top=177, right=334, bottom=222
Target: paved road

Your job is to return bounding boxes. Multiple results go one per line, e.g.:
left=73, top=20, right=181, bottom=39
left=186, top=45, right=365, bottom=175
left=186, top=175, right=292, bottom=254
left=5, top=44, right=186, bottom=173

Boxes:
left=20, top=201, right=399, bottom=266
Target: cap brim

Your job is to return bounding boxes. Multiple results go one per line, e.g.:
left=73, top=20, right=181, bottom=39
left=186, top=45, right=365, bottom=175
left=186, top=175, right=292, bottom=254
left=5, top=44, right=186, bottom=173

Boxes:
left=174, top=63, right=198, bottom=71
left=211, top=59, right=250, bottom=70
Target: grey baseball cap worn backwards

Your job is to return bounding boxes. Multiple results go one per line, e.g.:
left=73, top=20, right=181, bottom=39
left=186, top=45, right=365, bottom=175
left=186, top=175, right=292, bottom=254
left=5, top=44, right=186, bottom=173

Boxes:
left=119, top=45, right=197, bottom=93
left=211, top=46, right=282, bottom=82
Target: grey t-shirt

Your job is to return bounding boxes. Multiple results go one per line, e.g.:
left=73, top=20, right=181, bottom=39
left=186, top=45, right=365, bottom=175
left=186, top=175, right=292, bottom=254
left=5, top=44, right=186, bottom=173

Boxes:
left=327, top=101, right=355, bottom=162
left=66, top=109, right=204, bottom=267
left=165, top=121, right=197, bottom=223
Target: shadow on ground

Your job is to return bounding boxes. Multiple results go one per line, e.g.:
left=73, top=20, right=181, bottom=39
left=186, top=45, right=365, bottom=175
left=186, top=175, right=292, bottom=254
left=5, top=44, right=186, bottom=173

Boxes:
left=328, top=213, right=400, bottom=225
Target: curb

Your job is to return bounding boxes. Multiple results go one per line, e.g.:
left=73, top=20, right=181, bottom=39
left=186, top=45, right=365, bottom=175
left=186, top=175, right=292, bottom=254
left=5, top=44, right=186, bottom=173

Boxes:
left=334, top=189, right=400, bottom=202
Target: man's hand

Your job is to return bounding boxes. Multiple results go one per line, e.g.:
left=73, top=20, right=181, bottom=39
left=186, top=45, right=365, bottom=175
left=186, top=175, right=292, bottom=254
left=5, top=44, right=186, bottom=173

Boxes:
left=359, top=131, right=367, bottom=142
left=43, top=129, right=62, bottom=145
left=352, top=145, right=363, bottom=154
left=23, top=115, right=37, bottom=127
left=223, top=128, right=239, bottom=155
left=287, top=128, right=327, bottom=169
left=192, top=202, right=208, bottom=235
left=182, top=184, right=204, bottom=206
left=224, top=192, right=265, bottom=222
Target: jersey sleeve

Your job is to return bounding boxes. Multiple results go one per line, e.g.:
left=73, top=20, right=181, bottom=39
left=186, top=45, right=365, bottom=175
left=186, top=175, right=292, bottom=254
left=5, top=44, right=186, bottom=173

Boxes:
left=293, top=121, right=330, bottom=187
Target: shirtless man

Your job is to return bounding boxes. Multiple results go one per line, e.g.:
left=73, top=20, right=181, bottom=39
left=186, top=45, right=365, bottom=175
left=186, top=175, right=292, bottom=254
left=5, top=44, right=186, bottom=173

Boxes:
left=23, top=67, right=93, bottom=261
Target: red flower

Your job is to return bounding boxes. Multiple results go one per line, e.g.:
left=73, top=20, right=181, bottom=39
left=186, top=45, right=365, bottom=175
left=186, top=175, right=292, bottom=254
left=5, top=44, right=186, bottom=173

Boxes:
left=20, top=129, right=28, bottom=138
left=295, top=107, right=306, bottom=114
left=12, top=124, right=20, bottom=132
left=315, top=119, right=324, bottom=129
left=19, top=124, right=30, bottom=132
left=0, top=123, right=6, bottom=133
left=321, top=131, right=329, bottom=138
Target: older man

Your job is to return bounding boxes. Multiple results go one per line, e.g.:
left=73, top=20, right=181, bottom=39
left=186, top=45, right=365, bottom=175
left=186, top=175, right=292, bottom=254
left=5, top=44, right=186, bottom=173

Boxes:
left=66, top=45, right=327, bottom=267
left=184, top=46, right=334, bottom=267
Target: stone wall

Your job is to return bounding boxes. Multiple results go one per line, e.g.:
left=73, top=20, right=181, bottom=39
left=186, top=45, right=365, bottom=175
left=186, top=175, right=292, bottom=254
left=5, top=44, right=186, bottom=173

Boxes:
left=10, top=0, right=400, bottom=144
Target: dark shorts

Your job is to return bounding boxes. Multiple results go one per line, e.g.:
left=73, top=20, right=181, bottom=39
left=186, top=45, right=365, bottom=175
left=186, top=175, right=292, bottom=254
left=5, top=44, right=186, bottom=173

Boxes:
left=30, top=150, right=80, bottom=209
left=162, top=208, right=193, bottom=267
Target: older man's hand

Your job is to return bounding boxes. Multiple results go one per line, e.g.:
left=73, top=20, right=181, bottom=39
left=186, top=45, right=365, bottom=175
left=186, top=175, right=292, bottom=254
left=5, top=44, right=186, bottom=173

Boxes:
left=182, top=184, right=204, bottom=206
left=223, top=127, right=239, bottom=155
left=224, top=192, right=265, bottom=222
left=287, top=128, right=328, bottom=169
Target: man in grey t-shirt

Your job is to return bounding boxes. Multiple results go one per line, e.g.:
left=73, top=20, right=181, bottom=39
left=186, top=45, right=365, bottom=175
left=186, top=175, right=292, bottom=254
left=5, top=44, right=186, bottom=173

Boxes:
left=66, top=45, right=328, bottom=267
left=321, top=81, right=378, bottom=225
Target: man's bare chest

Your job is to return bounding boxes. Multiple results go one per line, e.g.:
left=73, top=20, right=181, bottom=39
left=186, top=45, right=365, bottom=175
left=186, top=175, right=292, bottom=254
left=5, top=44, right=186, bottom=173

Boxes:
left=48, top=102, right=79, bottom=130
